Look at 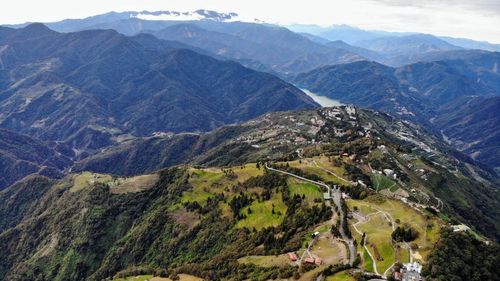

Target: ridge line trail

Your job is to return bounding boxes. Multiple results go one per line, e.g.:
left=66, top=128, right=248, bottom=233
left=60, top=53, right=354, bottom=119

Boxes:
left=310, top=159, right=351, bottom=184
left=296, top=150, right=351, bottom=184
left=352, top=211, right=381, bottom=276
left=351, top=203, right=399, bottom=278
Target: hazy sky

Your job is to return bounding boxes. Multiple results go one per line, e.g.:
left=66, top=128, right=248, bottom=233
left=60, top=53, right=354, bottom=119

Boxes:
left=1, top=0, right=499, bottom=43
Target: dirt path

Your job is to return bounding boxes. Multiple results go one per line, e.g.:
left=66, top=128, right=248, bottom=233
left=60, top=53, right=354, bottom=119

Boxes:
left=351, top=212, right=381, bottom=276
left=311, top=160, right=351, bottom=184
left=383, top=262, right=396, bottom=278
left=351, top=206, right=397, bottom=278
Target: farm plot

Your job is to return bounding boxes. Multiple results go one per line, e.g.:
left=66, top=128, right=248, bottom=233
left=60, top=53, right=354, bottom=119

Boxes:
left=110, top=174, right=159, bottom=194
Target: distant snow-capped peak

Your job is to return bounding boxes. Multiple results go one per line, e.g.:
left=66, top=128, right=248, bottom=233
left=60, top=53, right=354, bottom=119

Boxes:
left=130, top=10, right=264, bottom=23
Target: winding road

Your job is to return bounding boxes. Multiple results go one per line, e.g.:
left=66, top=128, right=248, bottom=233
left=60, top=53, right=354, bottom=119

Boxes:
left=265, top=163, right=356, bottom=266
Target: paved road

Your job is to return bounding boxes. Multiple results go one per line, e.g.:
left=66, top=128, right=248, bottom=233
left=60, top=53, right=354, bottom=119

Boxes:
left=331, top=187, right=356, bottom=266
left=265, top=163, right=356, bottom=266
left=265, top=164, right=331, bottom=190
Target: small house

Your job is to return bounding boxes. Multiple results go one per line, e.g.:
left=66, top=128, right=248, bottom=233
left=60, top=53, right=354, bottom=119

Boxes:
left=304, top=257, right=315, bottom=264
left=452, top=224, right=470, bottom=232
left=383, top=169, right=395, bottom=177
left=288, top=252, right=298, bottom=261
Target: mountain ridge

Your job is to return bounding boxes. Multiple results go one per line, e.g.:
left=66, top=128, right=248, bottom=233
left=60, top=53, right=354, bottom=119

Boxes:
left=0, top=23, right=318, bottom=188
left=293, top=55, right=500, bottom=171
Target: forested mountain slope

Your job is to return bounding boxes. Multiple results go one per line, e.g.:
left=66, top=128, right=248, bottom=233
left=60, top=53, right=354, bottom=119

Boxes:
left=293, top=54, right=500, bottom=172
left=0, top=23, right=318, bottom=187
left=72, top=107, right=500, bottom=240
left=0, top=106, right=498, bottom=281
left=0, top=129, right=71, bottom=189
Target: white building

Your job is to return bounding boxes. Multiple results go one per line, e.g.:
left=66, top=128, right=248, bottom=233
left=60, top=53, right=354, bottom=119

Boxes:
left=401, top=262, right=423, bottom=281
left=383, top=169, right=395, bottom=177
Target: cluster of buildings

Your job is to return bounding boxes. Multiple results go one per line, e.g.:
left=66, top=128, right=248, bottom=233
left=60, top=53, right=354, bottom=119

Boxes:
left=304, top=257, right=322, bottom=265
left=393, top=262, right=423, bottom=281
left=232, top=107, right=367, bottom=152
left=287, top=252, right=322, bottom=265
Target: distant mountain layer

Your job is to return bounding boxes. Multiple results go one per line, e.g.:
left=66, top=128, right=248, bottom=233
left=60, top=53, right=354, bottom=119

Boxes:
left=0, top=24, right=317, bottom=156
left=72, top=125, right=252, bottom=176
left=293, top=53, right=500, bottom=171
left=354, top=34, right=463, bottom=66
left=287, top=24, right=500, bottom=52
left=6, top=11, right=500, bottom=73
left=5, top=12, right=368, bottom=75
left=150, top=22, right=365, bottom=75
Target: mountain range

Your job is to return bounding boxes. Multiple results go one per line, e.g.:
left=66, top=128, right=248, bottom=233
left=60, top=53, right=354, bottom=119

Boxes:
left=0, top=23, right=318, bottom=188
left=10, top=10, right=499, bottom=74
left=293, top=52, right=500, bottom=172
left=287, top=23, right=500, bottom=52
left=0, top=129, right=71, bottom=188
left=0, top=10, right=499, bottom=281
left=1, top=12, right=499, bottom=177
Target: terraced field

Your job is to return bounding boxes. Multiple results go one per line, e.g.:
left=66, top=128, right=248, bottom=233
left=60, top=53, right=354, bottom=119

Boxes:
left=70, top=172, right=113, bottom=192
left=371, top=174, right=398, bottom=192
left=310, top=234, right=347, bottom=265
left=281, top=156, right=349, bottom=185
left=110, top=174, right=159, bottom=194
left=363, top=248, right=374, bottom=272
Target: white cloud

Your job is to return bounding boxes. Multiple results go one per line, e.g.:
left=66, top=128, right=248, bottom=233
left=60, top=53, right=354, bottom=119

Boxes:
left=1, top=0, right=499, bottom=43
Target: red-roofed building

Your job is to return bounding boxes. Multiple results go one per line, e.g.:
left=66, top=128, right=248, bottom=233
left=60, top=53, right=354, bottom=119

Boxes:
left=288, top=252, right=298, bottom=261
left=315, top=257, right=322, bottom=265
left=304, top=257, right=315, bottom=264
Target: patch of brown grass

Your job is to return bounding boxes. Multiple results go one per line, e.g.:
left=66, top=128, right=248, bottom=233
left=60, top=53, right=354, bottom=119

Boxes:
left=110, top=174, right=159, bottom=194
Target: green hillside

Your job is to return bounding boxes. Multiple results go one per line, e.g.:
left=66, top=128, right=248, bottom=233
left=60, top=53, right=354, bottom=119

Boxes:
left=0, top=107, right=498, bottom=281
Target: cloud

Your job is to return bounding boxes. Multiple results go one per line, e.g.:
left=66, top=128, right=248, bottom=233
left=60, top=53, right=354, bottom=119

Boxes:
left=365, top=0, right=500, bottom=15
left=0, top=0, right=499, bottom=43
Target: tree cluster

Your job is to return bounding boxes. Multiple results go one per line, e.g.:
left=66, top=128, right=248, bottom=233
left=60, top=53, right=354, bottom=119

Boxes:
left=391, top=225, right=419, bottom=242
